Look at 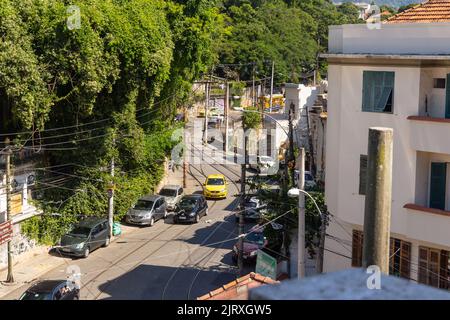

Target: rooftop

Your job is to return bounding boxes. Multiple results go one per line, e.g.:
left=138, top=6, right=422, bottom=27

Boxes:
left=197, top=272, right=278, bottom=300
left=387, top=0, right=450, bottom=24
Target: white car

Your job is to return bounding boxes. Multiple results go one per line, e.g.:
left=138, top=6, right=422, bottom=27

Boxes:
left=159, top=185, right=184, bottom=211
left=249, top=156, right=277, bottom=175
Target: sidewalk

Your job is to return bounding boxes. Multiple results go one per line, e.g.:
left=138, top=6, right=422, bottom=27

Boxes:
left=0, top=164, right=186, bottom=299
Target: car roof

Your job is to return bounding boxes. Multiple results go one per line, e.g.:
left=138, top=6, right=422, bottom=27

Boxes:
left=206, top=174, right=225, bottom=179
left=160, top=185, right=182, bottom=190
left=77, top=216, right=107, bottom=227
left=139, top=195, right=161, bottom=201
left=28, top=280, right=66, bottom=293
left=182, top=194, right=203, bottom=200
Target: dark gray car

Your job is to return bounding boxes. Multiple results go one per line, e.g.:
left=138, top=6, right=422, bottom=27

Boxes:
left=58, top=217, right=110, bottom=258
left=125, top=195, right=167, bottom=227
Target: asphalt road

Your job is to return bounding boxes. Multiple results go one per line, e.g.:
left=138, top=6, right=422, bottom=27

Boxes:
left=4, top=118, right=255, bottom=300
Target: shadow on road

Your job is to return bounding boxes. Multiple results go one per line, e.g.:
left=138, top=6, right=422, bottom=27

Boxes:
left=97, top=264, right=238, bottom=300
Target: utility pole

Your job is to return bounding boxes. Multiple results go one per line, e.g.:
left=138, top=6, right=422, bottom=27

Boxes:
left=288, top=103, right=296, bottom=184
left=224, top=81, right=229, bottom=155
left=108, top=136, right=115, bottom=239
left=4, top=138, right=14, bottom=283
left=183, top=106, right=188, bottom=189
left=252, top=63, right=256, bottom=108
left=203, top=81, right=209, bottom=145
left=362, top=127, right=393, bottom=274
left=297, top=147, right=306, bottom=279
left=238, top=125, right=248, bottom=275
left=269, top=61, right=274, bottom=113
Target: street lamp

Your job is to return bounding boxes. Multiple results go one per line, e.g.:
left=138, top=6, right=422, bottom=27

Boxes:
left=288, top=187, right=327, bottom=275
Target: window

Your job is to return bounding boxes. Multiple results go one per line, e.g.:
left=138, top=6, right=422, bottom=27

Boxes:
left=359, top=155, right=368, bottom=195
left=429, top=162, right=447, bottom=210
left=418, top=247, right=449, bottom=290
left=389, top=238, right=411, bottom=279
left=362, top=71, right=395, bottom=113
left=351, top=230, right=412, bottom=280
left=434, top=78, right=446, bottom=89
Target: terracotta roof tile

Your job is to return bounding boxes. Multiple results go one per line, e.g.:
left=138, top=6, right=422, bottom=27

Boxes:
left=197, top=273, right=279, bottom=300
left=386, top=0, right=450, bottom=24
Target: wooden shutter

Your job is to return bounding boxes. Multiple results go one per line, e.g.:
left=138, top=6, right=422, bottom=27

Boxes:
left=352, top=230, right=363, bottom=267
left=429, top=162, right=447, bottom=210
left=400, top=241, right=411, bottom=279
left=418, top=247, right=428, bottom=285
left=439, top=250, right=449, bottom=290
left=359, top=155, right=368, bottom=195
left=362, top=71, right=373, bottom=112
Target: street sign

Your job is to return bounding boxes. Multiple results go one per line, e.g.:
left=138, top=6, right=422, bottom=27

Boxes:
left=0, top=221, right=13, bottom=245
left=255, top=249, right=277, bottom=280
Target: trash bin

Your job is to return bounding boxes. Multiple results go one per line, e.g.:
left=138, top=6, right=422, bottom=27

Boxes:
left=113, top=222, right=122, bottom=236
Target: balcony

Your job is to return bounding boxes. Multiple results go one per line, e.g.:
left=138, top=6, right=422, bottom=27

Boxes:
left=408, top=116, right=450, bottom=154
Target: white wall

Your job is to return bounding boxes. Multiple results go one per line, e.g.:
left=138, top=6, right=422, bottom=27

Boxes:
left=326, top=64, right=421, bottom=236
left=329, top=23, right=450, bottom=55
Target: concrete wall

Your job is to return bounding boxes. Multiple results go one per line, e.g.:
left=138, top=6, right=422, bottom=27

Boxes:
left=329, top=23, right=450, bottom=55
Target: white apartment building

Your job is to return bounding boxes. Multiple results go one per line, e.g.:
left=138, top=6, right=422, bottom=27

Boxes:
left=322, top=2, right=450, bottom=290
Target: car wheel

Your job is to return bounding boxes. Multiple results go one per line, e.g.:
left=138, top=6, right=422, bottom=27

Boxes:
left=103, top=237, right=110, bottom=248
left=149, top=217, right=155, bottom=227
left=83, top=247, right=90, bottom=258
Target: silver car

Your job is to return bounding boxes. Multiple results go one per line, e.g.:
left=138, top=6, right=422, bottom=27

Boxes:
left=159, top=185, right=183, bottom=211
left=125, top=195, right=167, bottom=227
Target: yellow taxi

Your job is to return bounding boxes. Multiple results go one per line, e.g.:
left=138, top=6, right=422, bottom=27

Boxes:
left=203, top=174, right=228, bottom=199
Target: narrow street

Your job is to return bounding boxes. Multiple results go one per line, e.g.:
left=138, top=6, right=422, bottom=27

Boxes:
left=3, top=117, right=254, bottom=300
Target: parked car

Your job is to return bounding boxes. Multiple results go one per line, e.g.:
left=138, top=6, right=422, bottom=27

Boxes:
left=203, top=174, right=229, bottom=199
left=173, top=194, right=208, bottom=224
left=294, top=170, right=317, bottom=190
left=125, top=195, right=167, bottom=227
left=57, top=217, right=110, bottom=258
left=19, top=280, right=80, bottom=300
left=235, top=195, right=267, bottom=223
left=249, top=156, right=277, bottom=175
left=232, top=225, right=268, bottom=264
left=159, top=185, right=183, bottom=211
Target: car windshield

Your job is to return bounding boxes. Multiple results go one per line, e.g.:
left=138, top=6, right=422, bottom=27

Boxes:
left=133, top=200, right=154, bottom=210
left=245, top=232, right=265, bottom=245
left=159, top=189, right=177, bottom=197
left=19, top=291, right=53, bottom=300
left=207, top=178, right=224, bottom=185
left=178, top=198, right=197, bottom=210
left=68, top=226, right=91, bottom=237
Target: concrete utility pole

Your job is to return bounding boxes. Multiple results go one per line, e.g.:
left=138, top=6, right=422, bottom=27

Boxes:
left=288, top=103, right=296, bottom=184
left=297, top=148, right=306, bottom=279
left=224, top=81, right=229, bottom=155
left=316, top=210, right=327, bottom=274
left=269, top=61, right=274, bottom=113
left=203, top=81, right=209, bottom=145
left=183, top=106, right=188, bottom=189
left=238, top=128, right=248, bottom=275
left=362, top=127, right=393, bottom=274
left=4, top=138, right=14, bottom=283
left=108, top=136, right=115, bottom=239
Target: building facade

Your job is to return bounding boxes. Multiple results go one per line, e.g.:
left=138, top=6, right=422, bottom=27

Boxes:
left=322, top=7, right=450, bottom=290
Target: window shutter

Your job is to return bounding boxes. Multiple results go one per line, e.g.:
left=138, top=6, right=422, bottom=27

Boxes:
left=359, top=155, right=368, bottom=195
left=418, top=247, right=428, bottom=285
left=400, top=241, right=411, bottom=279
left=362, top=71, right=395, bottom=113
left=439, top=250, right=449, bottom=290
left=429, top=162, right=447, bottom=210
left=352, top=230, right=363, bottom=267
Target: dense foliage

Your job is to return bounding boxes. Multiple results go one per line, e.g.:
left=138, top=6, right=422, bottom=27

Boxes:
left=0, top=0, right=222, bottom=244
left=217, top=0, right=362, bottom=83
